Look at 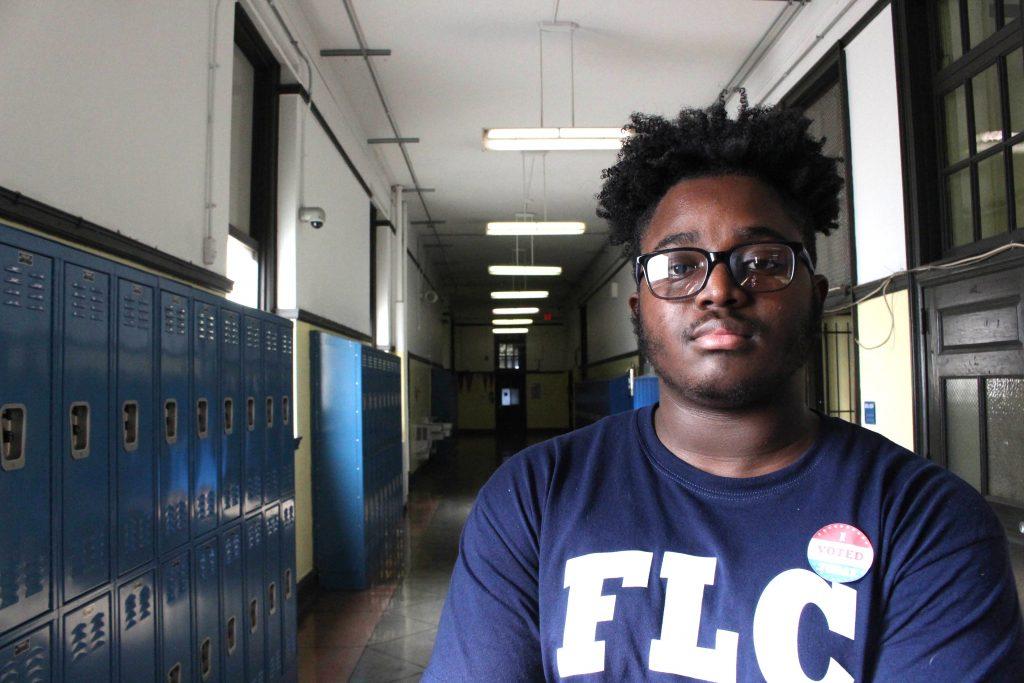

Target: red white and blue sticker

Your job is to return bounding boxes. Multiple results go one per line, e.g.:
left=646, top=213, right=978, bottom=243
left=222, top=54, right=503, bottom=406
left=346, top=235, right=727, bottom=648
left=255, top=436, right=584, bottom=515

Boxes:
left=807, top=523, right=874, bottom=584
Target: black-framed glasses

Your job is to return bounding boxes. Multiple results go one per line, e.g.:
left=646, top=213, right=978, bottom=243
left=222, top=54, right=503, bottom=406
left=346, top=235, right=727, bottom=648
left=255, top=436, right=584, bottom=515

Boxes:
left=634, top=241, right=814, bottom=300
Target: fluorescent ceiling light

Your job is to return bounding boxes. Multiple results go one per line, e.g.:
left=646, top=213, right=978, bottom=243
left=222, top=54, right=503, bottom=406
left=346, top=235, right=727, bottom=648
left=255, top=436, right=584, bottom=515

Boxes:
left=492, top=318, right=534, bottom=325
left=486, top=221, right=585, bottom=236
left=493, top=307, right=539, bottom=315
left=492, top=327, right=529, bottom=334
left=491, top=290, right=549, bottom=299
left=483, top=127, right=630, bottom=151
left=488, top=265, right=563, bottom=276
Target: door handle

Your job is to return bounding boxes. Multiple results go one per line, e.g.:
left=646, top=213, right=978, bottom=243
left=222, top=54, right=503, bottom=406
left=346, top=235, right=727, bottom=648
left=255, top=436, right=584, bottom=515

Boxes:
left=1, top=404, right=26, bottom=471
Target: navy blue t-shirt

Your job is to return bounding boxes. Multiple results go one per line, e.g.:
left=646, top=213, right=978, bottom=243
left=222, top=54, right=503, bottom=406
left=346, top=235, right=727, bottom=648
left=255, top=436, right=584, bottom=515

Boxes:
left=425, top=406, right=1024, bottom=681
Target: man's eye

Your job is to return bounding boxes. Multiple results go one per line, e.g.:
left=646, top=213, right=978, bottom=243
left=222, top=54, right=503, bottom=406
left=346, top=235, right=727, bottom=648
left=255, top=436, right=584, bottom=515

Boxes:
left=745, top=257, right=783, bottom=272
left=669, top=263, right=699, bottom=276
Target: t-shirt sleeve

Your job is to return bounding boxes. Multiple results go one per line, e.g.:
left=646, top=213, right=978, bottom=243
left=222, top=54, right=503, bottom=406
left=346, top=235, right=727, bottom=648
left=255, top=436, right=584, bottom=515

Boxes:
left=869, top=468, right=1024, bottom=681
left=424, top=451, right=548, bottom=681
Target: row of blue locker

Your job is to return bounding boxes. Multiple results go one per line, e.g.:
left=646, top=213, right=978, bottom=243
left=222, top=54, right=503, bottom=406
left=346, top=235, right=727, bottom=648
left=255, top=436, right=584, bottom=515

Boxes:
left=572, top=373, right=659, bottom=428
left=0, top=222, right=295, bottom=642
left=0, top=501, right=297, bottom=682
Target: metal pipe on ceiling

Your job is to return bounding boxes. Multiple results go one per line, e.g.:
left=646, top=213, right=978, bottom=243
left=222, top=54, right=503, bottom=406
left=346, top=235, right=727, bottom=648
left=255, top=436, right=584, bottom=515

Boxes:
left=339, top=0, right=452, bottom=286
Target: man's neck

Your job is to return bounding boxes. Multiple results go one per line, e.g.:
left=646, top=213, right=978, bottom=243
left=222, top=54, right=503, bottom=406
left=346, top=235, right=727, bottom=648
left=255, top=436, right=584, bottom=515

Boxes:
left=653, top=385, right=820, bottom=479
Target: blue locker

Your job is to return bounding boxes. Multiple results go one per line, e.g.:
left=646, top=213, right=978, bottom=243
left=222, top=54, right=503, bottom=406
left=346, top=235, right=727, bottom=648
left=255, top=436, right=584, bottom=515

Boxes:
left=279, top=500, right=297, bottom=676
left=242, top=316, right=264, bottom=513
left=220, top=307, right=243, bottom=524
left=192, top=294, right=220, bottom=538
left=220, top=525, right=245, bottom=683
left=159, top=285, right=191, bottom=552
left=0, top=240, right=53, bottom=635
left=262, top=321, right=280, bottom=504
left=61, top=258, right=113, bottom=602
left=243, top=515, right=264, bottom=683
left=0, top=620, right=52, bottom=680
left=116, top=273, right=157, bottom=575
left=63, top=592, right=111, bottom=680
left=279, top=323, right=294, bottom=496
left=632, top=375, right=659, bottom=409
left=160, top=549, right=193, bottom=683
left=263, top=506, right=282, bottom=680
left=194, top=536, right=220, bottom=682
left=118, top=569, right=156, bottom=682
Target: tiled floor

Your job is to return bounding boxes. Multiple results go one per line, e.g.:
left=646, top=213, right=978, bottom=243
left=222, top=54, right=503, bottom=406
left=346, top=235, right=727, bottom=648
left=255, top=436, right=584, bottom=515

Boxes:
left=298, top=433, right=544, bottom=682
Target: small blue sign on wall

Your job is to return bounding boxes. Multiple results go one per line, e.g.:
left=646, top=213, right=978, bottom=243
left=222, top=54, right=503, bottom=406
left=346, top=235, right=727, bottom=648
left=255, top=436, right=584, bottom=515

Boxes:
left=864, top=401, right=876, bottom=425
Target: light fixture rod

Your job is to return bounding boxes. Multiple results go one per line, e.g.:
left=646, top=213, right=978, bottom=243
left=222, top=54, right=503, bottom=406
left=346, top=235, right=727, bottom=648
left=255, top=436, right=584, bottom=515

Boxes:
left=410, top=220, right=446, bottom=225
left=410, top=187, right=435, bottom=193
left=368, top=137, right=419, bottom=144
left=321, top=48, right=392, bottom=57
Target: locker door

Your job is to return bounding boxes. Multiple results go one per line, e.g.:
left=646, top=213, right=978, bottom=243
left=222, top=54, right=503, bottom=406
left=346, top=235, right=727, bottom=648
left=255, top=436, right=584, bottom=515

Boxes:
left=262, top=322, right=280, bottom=504
left=242, top=316, right=263, bottom=513
left=63, top=593, right=111, bottom=681
left=0, top=243, right=53, bottom=635
left=280, top=500, right=297, bottom=675
left=263, top=505, right=282, bottom=679
left=116, top=275, right=157, bottom=575
left=243, top=515, right=264, bottom=683
left=0, top=621, right=52, bottom=680
left=118, top=570, right=156, bottom=683
left=279, top=323, right=294, bottom=496
left=159, top=549, right=192, bottom=683
left=194, top=537, right=220, bottom=683
left=220, top=308, right=242, bottom=523
left=159, top=287, right=190, bottom=552
left=220, top=525, right=245, bottom=683
left=62, top=260, right=112, bottom=602
left=192, top=296, right=219, bottom=538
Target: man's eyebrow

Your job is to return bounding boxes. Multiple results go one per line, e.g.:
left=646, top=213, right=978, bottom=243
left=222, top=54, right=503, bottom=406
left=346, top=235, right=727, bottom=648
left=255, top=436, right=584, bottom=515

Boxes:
left=737, top=225, right=792, bottom=242
left=652, top=231, right=699, bottom=251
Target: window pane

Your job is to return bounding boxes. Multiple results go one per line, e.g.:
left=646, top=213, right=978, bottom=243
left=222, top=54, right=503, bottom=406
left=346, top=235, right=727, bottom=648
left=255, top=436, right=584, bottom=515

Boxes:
left=978, top=151, right=1008, bottom=238
left=1009, top=49, right=1024, bottom=135
left=938, top=0, right=963, bottom=68
left=1013, top=142, right=1024, bottom=227
left=986, top=377, right=1024, bottom=506
left=945, top=85, right=970, bottom=163
left=947, top=166, right=974, bottom=246
left=973, top=63, right=1004, bottom=152
left=230, top=46, right=255, bottom=235
left=1007, top=0, right=1022, bottom=25
left=967, top=0, right=999, bottom=48
left=226, top=235, right=259, bottom=308
left=945, top=378, right=982, bottom=491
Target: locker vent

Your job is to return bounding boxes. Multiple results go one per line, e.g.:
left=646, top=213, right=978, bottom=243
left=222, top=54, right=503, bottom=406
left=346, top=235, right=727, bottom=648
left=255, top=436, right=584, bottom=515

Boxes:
left=121, top=288, right=150, bottom=329
left=223, top=314, right=240, bottom=345
left=163, top=301, right=187, bottom=336
left=3, top=254, right=48, bottom=313
left=197, top=305, right=216, bottom=342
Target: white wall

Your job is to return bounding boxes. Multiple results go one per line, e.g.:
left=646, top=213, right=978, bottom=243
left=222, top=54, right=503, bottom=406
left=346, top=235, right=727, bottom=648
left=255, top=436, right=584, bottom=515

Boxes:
left=585, top=262, right=638, bottom=363
left=526, top=326, right=568, bottom=371
left=845, top=7, right=908, bottom=283
left=406, top=251, right=449, bottom=366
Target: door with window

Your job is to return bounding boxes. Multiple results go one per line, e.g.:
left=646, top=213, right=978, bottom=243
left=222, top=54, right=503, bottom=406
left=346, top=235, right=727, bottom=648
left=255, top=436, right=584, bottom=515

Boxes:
left=494, top=339, right=527, bottom=436
left=923, top=263, right=1024, bottom=609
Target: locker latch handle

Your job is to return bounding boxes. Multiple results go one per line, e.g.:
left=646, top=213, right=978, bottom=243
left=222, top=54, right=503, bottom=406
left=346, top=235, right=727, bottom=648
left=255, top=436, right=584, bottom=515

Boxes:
left=196, top=398, right=209, bottom=439
left=1, top=404, right=26, bottom=471
left=13, top=639, right=30, bottom=657
left=122, top=401, right=139, bottom=452
left=249, top=599, right=259, bottom=633
left=226, top=616, right=237, bottom=654
left=282, top=396, right=290, bottom=426
left=246, top=398, right=255, bottom=432
left=200, top=637, right=212, bottom=680
left=164, top=399, right=177, bottom=444
left=223, top=398, right=234, bottom=435
left=266, top=396, right=274, bottom=428
left=268, top=582, right=277, bottom=615
left=167, top=662, right=181, bottom=683
left=70, top=402, right=90, bottom=459
left=284, top=569, right=293, bottom=600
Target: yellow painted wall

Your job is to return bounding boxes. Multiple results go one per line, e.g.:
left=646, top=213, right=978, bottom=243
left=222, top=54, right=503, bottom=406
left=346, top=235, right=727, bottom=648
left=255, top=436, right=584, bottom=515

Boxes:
left=856, top=289, right=915, bottom=450
left=526, top=372, right=571, bottom=430
left=409, top=357, right=432, bottom=426
left=586, top=354, right=640, bottom=381
left=457, top=372, right=495, bottom=430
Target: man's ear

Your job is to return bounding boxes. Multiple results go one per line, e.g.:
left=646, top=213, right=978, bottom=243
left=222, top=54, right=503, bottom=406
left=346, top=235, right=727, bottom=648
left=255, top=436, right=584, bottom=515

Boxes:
left=629, top=291, right=639, bottom=317
left=813, top=274, right=829, bottom=306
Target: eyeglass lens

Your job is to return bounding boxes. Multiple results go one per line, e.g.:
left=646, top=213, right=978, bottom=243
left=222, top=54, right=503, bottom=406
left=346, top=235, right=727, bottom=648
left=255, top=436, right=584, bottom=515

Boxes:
left=645, top=243, right=796, bottom=299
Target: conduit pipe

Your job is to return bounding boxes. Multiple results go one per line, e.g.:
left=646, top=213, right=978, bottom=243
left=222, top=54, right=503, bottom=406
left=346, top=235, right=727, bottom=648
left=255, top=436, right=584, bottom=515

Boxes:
left=202, top=0, right=225, bottom=266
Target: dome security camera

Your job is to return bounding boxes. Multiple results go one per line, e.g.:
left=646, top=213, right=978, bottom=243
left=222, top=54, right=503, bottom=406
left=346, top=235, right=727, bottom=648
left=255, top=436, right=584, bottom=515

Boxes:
left=299, top=207, right=326, bottom=229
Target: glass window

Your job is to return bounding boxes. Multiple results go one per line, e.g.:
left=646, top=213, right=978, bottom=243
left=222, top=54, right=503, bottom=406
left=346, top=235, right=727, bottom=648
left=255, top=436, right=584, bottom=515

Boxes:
left=947, top=167, right=974, bottom=246
left=968, top=0, right=1000, bottom=49
left=230, top=46, right=255, bottom=236
left=945, top=378, right=983, bottom=491
left=938, top=0, right=964, bottom=68
left=1007, top=0, right=1022, bottom=25
left=978, top=151, right=1009, bottom=237
left=1008, top=48, right=1024, bottom=134
left=986, top=377, right=1024, bottom=506
left=945, top=86, right=970, bottom=163
left=1012, top=142, right=1024, bottom=226
left=226, top=235, right=259, bottom=308
left=973, top=63, right=1005, bottom=151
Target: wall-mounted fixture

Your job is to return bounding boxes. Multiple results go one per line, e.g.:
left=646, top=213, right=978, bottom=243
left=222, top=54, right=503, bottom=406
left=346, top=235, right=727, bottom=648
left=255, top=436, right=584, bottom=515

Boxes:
left=299, top=206, right=326, bottom=229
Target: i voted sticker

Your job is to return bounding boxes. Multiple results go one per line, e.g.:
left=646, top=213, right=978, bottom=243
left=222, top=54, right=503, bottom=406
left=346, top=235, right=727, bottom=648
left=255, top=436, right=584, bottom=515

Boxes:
left=807, top=523, right=874, bottom=584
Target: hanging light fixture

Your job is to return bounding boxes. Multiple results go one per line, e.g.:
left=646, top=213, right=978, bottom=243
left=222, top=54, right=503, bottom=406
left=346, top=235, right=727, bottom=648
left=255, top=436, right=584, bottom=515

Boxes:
left=493, top=306, right=539, bottom=315
left=492, top=327, right=529, bottom=334
left=488, top=265, right=562, bottom=276
left=492, top=318, right=534, bottom=326
left=491, top=291, right=549, bottom=299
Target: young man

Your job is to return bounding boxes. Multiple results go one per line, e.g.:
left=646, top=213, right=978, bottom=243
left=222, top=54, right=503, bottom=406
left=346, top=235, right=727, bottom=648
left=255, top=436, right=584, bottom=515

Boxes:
left=424, top=96, right=1024, bottom=681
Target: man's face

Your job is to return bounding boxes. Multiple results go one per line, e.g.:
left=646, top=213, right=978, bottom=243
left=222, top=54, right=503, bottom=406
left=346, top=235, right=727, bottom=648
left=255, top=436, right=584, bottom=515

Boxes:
left=628, top=174, right=828, bottom=409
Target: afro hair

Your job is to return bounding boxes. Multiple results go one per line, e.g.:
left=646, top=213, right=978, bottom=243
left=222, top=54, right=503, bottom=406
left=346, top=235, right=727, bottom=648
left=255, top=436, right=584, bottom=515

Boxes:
left=596, top=90, right=843, bottom=263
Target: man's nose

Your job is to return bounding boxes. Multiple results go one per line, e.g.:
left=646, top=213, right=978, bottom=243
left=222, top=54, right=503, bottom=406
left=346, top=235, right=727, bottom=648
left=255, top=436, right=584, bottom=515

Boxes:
left=695, top=261, right=747, bottom=309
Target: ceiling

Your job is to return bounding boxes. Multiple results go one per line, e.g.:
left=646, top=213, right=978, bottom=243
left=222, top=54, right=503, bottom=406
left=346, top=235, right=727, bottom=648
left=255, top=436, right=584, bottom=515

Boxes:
left=297, top=0, right=787, bottom=318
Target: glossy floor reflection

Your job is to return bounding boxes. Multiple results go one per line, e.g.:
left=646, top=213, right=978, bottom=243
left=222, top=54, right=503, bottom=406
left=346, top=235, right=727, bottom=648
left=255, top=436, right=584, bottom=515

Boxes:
left=298, top=433, right=551, bottom=682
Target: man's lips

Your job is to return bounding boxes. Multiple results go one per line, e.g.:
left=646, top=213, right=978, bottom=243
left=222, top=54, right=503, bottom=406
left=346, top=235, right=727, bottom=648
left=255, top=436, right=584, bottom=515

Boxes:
left=689, top=318, right=756, bottom=350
